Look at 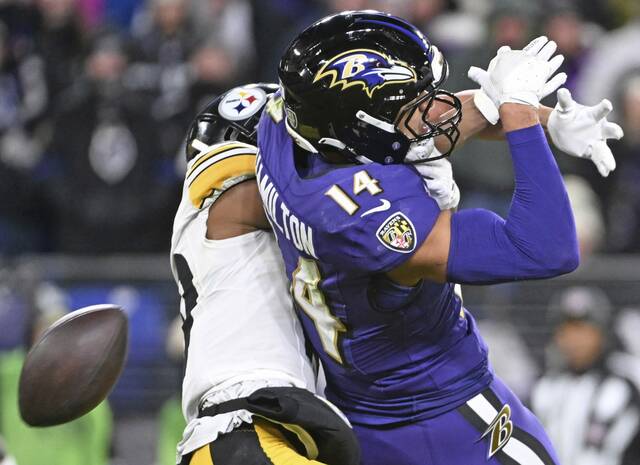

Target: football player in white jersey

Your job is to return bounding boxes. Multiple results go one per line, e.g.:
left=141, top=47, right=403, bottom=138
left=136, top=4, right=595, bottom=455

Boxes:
left=170, top=83, right=360, bottom=465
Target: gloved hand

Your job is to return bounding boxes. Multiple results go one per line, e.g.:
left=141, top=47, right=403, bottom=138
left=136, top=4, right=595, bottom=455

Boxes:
left=548, top=88, right=624, bottom=177
left=413, top=158, right=460, bottom=211
left=468, top=36, right=567, bottom=110
left=405, top=139, right=460, bottom=211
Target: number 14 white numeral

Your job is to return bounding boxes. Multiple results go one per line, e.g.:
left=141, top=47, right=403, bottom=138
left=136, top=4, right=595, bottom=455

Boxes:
left=325, top=170, right=382, bottom=215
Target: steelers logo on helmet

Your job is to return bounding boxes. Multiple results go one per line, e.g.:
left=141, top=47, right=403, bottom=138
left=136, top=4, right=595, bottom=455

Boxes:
left=218, top=86, right=268, bottom=121
left=313, top=49, right=417, bottom=99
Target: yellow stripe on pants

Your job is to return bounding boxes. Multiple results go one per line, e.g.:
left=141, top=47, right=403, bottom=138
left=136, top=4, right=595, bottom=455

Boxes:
left=189, top=444, right=214, bottom=465
left=254, top=419, right=327, bottom=465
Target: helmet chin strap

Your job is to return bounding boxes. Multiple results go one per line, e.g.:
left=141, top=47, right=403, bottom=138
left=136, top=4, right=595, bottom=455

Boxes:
left=318, top=137, right=374, bottom=164
left=286, top=116, right=375, bottom=164
left=356, top=110, right=396, bottom=133
left=356, top=109, right=442, bottom=164
left=191, top=139, right=211, bottom=153
left=288, top=110, right=423, bottom=165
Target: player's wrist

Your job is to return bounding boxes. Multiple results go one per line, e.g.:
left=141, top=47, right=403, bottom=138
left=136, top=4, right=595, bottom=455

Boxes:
left=473, top=90, right=500, bottom=125
left=500, top=104, right=540, bottom=132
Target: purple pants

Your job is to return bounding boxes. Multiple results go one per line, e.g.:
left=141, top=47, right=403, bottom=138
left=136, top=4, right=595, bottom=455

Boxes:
left=353, top=377, right=559, bottom=465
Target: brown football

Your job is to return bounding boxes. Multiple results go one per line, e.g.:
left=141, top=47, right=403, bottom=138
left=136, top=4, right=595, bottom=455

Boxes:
left=19, top=304, right=129, bottom=426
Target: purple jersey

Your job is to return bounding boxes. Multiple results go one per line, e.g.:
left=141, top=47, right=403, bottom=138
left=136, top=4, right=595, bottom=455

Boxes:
left=256, top=97, right=492, bottom=426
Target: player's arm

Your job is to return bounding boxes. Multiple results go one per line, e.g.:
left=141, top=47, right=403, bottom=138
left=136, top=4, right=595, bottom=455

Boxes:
left=439, top=90, right=551, bottom=143
left=431, top=89, right=548, bottom=150
left=389, top=38, right=580, bottom=285
left=185, top=141, right=270, bottom=240
left=389, top=103, right=579, bottom=285
left=469, top=101, right=552, bottom=140
left=207, top=179, right=270, bottom=240
left=465, top=77, right=623, bottom=177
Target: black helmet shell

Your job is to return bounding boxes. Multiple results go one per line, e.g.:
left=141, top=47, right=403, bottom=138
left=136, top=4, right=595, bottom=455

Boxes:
left=278, top=11, right=460, bottom=164
left=186, top=83, right=279, bottom=161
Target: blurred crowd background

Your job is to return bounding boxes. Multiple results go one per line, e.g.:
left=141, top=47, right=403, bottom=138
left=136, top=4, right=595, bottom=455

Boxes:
left=1, top=0, right=640, bottom=464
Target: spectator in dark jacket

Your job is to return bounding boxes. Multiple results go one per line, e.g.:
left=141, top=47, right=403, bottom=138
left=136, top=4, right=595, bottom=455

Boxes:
left=43, top=32, right=178, bottom=253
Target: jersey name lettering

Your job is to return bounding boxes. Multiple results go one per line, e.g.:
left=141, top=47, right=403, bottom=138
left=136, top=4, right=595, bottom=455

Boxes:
left=256, top=153, right=318, bottom=259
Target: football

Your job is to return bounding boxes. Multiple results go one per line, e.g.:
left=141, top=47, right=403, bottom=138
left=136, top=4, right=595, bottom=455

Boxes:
left=18, top=304, right=129, bottom=427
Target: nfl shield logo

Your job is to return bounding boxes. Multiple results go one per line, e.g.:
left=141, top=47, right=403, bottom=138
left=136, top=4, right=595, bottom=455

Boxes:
left=376, top=212, right=416, bottom=253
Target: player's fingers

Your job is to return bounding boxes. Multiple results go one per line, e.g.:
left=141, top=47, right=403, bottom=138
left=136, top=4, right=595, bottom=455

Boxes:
left=547, top=54, right=565, bottom=75
left=524, top=36, right=548, bottom=56
left=468, top=66, right=489, bottom=86
left=556, top=88, right=574, bottom=112
left=538, top=40, right=558, bottom=61
left=604, top=147, right=617, bottom=173
left=603, top=122, right=624, bottom=140
left=497, top=45, right=511, bottom=55
left=541, top=73, right=568, bottom=99
left=589, top=99, right=613, bottom=120
left=591, top=143, right=616, bottom=177
left=595, top=159, right=610, bottom=177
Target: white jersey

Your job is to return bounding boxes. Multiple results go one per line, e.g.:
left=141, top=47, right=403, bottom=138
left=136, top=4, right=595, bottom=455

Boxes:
left=170, top=141, right=316, bottom=458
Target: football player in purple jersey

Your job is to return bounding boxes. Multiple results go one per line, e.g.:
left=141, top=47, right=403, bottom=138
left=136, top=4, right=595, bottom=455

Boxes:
left=255, top=10, right=622, bottom=465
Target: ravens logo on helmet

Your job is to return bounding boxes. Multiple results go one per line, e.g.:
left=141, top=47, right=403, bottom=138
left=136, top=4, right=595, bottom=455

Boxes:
left=278, top=11, right=462, bottom=164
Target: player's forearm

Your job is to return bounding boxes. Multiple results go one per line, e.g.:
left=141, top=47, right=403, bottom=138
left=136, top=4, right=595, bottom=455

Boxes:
left=446, top=89, right=554, bottom=142
left=475, top=104, right=554, bottom=140
left=435, top=90, right=487, bottom=152
left=447, top=113, right=579, bottom=284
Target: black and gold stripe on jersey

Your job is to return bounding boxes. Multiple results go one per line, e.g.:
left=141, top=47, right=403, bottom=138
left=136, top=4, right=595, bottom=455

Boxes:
left=186, top=142, right=258, bottom=208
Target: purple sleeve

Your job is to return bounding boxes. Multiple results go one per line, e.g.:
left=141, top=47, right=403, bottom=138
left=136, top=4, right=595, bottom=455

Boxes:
left=447, top=124, right=579, bottom=284
left=321, top=165, right=441, bottom=273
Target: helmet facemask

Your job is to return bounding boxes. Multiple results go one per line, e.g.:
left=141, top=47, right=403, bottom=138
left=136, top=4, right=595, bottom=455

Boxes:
left=394, top=88, right=462, bottom=163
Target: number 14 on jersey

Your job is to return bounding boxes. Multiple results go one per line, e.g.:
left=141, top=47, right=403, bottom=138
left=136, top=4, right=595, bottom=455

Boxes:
left=325, top=170, right=382, bottom=215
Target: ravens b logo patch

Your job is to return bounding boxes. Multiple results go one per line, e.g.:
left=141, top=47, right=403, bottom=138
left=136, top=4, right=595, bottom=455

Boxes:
left=376, top=212, right=416, bottom=253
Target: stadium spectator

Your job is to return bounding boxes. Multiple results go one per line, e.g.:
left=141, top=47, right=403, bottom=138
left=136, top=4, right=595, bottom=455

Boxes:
left=576, top=17, right=640, bottom=105
left=563, top=175, right=606, bottom=256
left=0, top=284, right=113, bottom=465
left=571, top=0, right=626, bottom=30
left=32, top=0, right=86, bottom=97
left=250, top=0, right=326, bottom=81
left=416, top=1, right=486, bottom=54
left=447, top=1, right=539, bottom=216
left=532, top=286, right=640, bottom=465
left=190, top=0, right=255, bottom=79
left=183, top=0, right=259, bottom=113
left=606, top=73, right=640, bottom=252
left=129, top=0, right=198, bottom=157
left=42, top=31, right=178, bottom=253
left=0, top=20, right=49, bottom=255
left=542, top=6, right=594, bottom=97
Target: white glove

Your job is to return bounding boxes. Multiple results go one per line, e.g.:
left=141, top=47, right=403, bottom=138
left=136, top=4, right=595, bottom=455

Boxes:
left=413, top=158, right=460, bottom=211
left=468, top=36, right=567, bottom=109
left=548, top=88, right=624, bottom=177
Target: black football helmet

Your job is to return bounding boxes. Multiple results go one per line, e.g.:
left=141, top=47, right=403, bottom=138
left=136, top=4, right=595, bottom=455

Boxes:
left=185, top=83, right=279, bottom=161
left=278, top=10, right=461, bottom=164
